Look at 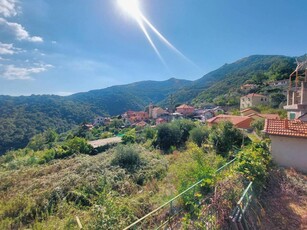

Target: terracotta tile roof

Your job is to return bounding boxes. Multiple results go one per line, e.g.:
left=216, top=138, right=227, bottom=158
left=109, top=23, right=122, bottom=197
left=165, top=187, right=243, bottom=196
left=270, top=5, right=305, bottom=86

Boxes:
left=264, top=119, right=307, bottom=138
left=247, top=113, right=280, bottom=119
left=176, top=104, right=194, bottom=109
left=207, top=115, right=252, bottom=126
left=240, top=108, right=255, bottom=113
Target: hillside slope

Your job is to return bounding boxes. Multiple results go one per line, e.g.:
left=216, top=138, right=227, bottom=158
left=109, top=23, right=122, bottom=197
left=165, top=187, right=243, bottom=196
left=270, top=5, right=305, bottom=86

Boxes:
left=160, top=55, right=296, bottom=106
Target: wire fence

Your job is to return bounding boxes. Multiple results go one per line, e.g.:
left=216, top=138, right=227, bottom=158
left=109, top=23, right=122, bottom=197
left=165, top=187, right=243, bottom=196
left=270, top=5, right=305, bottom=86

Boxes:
left=124, top=158, right=237, bottom=230
left=229, top=181, right=263, bottom=230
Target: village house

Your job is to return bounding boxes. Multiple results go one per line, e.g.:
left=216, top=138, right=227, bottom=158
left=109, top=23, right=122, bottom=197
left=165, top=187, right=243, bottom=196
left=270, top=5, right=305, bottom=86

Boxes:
left=240, top=83, right=258, bottom=91
left=206, top=114, right=253, bottom=129
left=151, top=107, right=167, bottom=119
left=93, top=116, right=111, bottom=126
left=176, top=104, right=195, bottom=116
left=240, top=93, right=269, bottom=110
left=240, top=108, right=258, bottom=116
left=268, top=79, right=288, bottom=87
left=283, top=65, right=307, bottom=120
left=264, top=119, right=307, bottom=173
left=123, top=110, right=149, bottom=124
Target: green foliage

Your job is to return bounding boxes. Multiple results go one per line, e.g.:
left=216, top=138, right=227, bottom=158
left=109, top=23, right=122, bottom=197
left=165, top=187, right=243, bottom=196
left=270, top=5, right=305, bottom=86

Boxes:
left=154, top=123, right=181, bottom=152
left=111, top=145, right=142, bottom=172
left=236, top=142, right=272, bottom=189
left=251, top=119, right=265, bottom=136
left=270, top=93, right=286, bottom=108
left=189, top=126, right=210, bottom=147
left=122, top=129, right=136, bottom=144
left=209, top=121, right=244, bottom=157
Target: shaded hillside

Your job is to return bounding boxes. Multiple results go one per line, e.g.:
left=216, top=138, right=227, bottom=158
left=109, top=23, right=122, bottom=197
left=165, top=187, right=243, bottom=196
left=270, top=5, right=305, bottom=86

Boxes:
left=0, top=95, right=99, bottom=154
left=160, top=55, right=296, bottom=106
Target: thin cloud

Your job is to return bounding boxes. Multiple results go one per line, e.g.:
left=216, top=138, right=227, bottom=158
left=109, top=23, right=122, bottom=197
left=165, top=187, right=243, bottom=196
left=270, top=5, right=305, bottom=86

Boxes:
left=0, top=18, right=43, bottom=42
left=0, top=0, right=18, bottom=17
left=1, top=64, right=52, bottom=80
left=0, top=42, right=20, bottom=55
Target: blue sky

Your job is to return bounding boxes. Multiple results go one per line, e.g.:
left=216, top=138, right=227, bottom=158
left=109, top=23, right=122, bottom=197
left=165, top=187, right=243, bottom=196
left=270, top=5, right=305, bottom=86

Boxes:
left=0, top=0, right=306, bottom=96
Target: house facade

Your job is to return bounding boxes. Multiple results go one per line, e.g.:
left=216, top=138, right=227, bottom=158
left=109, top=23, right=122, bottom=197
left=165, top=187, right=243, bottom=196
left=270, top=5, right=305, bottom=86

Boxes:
left=264, top=119, right=307, bottom=172
left=176, top=104, right=195, bottom=116
left=240, top=93, right=269, bottom=110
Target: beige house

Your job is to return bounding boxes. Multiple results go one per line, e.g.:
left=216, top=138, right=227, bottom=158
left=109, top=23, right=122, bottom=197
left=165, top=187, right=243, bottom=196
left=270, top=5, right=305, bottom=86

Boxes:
left=152, top=107, right=167, bottom=119
left=264, top=119, right=307, bottom=173
left=240, top=93, right=269, bottom=110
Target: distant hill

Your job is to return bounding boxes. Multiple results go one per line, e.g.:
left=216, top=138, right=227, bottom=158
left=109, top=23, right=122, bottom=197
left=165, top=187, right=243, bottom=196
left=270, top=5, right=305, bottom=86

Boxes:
left=0, top=78, right=191, bottom=154
left=69, top=77, right=192, bottom=115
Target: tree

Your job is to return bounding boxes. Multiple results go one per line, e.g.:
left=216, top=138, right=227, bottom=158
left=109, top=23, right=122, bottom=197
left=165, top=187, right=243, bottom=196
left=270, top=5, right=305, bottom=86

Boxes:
left=251, top=118, right=265, bottom=136
left=270, top=93, right=286, bottom=108
left=154, top=123, right=181, bottom=152
left=209, top=121, right=244, bottom=157
left=189, top=126, right=209, bottom=147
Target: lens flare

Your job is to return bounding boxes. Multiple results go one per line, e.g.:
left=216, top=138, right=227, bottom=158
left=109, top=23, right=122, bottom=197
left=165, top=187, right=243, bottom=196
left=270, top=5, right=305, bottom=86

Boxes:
left=117, top=0, right=198, bottom=69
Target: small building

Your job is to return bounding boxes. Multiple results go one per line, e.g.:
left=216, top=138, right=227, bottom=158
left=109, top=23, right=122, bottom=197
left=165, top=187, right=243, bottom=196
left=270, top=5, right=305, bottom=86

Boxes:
left=240, top=93, right=269, bottom=110
left=240, top=84, right=258, bottom=91
left=152, top=107, right=167, bottom=119
left=268, top=80, right=288, bottom=87
left=176, top=104, right=195, bottom=116
left=206, top=115, right=253, bottom=129
left=93, top=116, right=111, bottom=126
left=264, top=119, right=307, bottom=173
left=123, top=110, right=149, bottom=123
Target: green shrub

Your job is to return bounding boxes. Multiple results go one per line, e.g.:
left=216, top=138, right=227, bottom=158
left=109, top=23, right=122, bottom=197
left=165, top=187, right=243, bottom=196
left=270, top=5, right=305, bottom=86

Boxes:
left=236, top=142, right=272, bottom=189
left=189, top=126, right=209, bottom=147
left=111, top=145, right=142, bottom=172
left=209, top=121, right=244, bottom=157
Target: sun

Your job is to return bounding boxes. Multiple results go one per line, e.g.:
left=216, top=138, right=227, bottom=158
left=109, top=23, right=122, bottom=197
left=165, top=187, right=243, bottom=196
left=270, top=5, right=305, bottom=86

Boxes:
left=117, top=0, right=141, bottom=20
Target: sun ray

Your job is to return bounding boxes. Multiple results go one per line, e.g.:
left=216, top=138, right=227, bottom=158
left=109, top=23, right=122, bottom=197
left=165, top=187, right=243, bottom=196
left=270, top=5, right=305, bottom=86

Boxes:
left=140, top=14, right=200, bottom=69
left=135, top=17, right=168, bottom=67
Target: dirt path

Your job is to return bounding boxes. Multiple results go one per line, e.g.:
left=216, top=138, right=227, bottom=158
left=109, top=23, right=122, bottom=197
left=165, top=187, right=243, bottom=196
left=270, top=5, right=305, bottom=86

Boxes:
left=259, top=168, right=307, bottom=230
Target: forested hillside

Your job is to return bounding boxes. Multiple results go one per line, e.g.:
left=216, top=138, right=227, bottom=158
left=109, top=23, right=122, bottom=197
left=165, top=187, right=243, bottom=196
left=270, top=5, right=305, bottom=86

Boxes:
left=0, top=78, right=191, bottom=154
left=160, top=55, right=296, bottom=106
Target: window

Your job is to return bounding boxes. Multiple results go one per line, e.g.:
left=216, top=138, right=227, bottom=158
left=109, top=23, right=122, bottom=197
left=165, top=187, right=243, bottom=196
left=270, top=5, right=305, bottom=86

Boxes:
left=290, top=112, right=295, bottom=120
left=261, top=98, right=263, bottom=101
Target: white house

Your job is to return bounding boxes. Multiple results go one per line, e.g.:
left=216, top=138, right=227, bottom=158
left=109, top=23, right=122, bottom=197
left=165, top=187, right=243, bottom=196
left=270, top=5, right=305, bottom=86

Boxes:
left=264, top=119, right=307, bottom=172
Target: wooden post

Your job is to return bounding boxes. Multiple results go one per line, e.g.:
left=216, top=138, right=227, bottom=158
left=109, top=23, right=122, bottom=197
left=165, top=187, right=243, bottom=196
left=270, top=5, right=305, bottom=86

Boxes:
left=75, top=216, right=83, bottom=229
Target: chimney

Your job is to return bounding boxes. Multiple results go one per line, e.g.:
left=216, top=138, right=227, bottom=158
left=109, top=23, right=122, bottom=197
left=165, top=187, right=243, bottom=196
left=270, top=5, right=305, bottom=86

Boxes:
left=284, top=119, right=289, bottom=129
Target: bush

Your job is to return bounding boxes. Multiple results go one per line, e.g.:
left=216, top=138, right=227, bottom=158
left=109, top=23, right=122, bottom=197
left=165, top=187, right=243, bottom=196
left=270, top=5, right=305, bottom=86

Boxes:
left=209, top=121, right=244, bottom=157
left=111, top=145, right=142, bottom=172
left=236, top=142, right=272, bottom=189
left=122, top=129, right=136, bottom=144
left=189, top=126, right=209, bottom=147
left=154, top=123, right=181, bottom=152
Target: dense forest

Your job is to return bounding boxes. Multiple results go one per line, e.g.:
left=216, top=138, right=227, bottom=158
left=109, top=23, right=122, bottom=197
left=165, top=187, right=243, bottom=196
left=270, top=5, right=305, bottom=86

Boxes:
left=0, top=55, right=299, bottom=154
